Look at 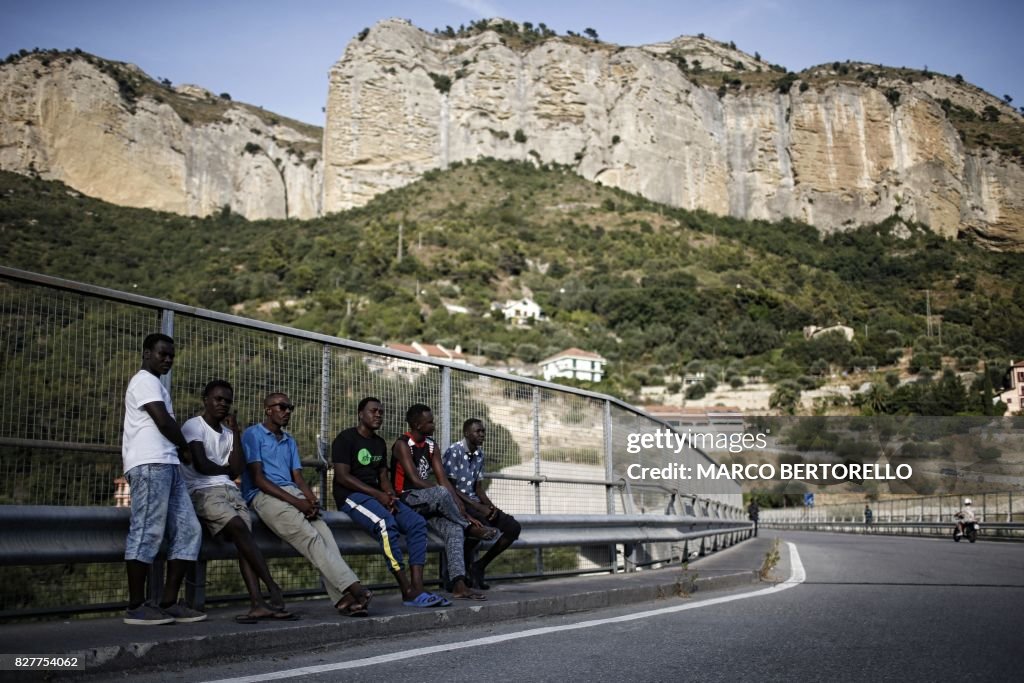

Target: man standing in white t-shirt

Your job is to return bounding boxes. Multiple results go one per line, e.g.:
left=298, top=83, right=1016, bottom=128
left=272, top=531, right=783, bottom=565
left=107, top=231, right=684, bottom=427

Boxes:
left=181, top=379, right=294, bottom=623
left=121, top=333, right=206, bottom=625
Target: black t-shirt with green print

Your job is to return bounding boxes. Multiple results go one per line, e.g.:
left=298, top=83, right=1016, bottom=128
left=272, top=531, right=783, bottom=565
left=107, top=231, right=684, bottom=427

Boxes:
left=331, top=427, right=389, bottom=505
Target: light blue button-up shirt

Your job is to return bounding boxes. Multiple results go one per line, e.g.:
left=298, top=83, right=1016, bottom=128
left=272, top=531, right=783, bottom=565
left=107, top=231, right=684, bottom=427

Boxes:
left=241, top=423, right=301, bottom=503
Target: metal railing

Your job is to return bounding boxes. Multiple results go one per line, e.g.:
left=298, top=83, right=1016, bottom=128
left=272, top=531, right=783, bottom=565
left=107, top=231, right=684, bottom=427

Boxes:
left=0, top=505, right=753, bottom=618
left=0, top=265, right=744, bottom=616
left=762, top=490, right=1024, bottom=541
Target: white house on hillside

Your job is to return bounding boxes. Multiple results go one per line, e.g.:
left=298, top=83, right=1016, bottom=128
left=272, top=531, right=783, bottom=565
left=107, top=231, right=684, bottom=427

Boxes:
left=500, top=298, right=543, bottom=326
left=540, top=347, right=607, bottom=382
left=999, top=360, right=1024, bottom=415
left=803, top=323, right=855, bottom=342
left=379, top=341, right=468, bottom=379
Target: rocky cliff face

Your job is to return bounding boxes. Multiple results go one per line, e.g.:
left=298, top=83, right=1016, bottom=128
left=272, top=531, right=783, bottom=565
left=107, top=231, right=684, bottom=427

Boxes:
left=323, top=19, right=1023, bottom=249
left=0, top=51, right=322, bottom=220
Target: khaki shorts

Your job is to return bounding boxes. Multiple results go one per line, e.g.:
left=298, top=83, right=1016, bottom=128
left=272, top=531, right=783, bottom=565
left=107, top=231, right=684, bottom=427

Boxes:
left=190, top=484, right=252, bottom=536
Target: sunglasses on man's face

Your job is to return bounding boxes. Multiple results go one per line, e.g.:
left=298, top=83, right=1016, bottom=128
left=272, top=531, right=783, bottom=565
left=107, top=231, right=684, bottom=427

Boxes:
left=269, top=403, right=296, bottom=412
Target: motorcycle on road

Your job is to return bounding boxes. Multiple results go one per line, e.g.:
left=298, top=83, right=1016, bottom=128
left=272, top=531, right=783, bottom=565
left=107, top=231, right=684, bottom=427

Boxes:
left=953, top=515, right=979, bottom=543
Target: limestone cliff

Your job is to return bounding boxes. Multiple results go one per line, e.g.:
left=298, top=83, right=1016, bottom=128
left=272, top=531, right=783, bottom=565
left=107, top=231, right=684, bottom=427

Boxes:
left=0, top=51, right=322, bottom=220
left=323, top=19, right=1023, bottom=249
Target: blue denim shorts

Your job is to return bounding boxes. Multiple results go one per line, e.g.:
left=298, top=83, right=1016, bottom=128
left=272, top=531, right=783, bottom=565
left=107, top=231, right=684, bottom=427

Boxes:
left=124, top=463, right=202, bottom=563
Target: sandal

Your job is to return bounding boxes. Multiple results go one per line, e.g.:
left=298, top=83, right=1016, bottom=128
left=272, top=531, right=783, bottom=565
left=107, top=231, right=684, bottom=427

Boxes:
left=427, top=592, right=452, bottom=606
left=452, top=592, right=487, bottom=601
left=402, top=592, right=443, bottom=608
left=335, top=594, right=369, bottom=617
left=234, top=608, right=299, bottom=623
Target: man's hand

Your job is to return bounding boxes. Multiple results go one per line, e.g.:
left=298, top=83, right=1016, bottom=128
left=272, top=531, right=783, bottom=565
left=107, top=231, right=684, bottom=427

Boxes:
left=177, top=446, right=193, bottom=466
left=223, top=413, right=239, bottom=433
left=294, top=496, right=318, bottom=519
left=374, top=491, right=397, bottom=513
left=465, top=514, right=484, bottom=528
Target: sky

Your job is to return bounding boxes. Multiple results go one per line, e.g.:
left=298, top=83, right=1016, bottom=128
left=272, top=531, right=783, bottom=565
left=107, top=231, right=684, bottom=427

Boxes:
left=2, top=0, right=1022, bottom=126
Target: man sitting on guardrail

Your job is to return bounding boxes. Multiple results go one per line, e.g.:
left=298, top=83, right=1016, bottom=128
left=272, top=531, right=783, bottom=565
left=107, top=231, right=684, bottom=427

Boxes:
left=181, top=380, right=294, bottom=623
left=121, top=333, right=206, bottom=625
left=332, top=397, right=448, bottom=608
left=442, top=418, right=521, bottom=590
left=392, top=404, right=496, bottom=601
left=242, top=392, right=372, bottom=617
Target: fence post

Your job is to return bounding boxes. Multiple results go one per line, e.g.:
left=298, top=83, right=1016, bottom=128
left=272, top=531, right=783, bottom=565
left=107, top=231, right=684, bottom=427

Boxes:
left=159, top=309, right=174, bottom=393
left=440, top=367, right=452, bottom=451
left=318, top=345, right=331, bottom=499
left=532, top=386, right=543, bottom=575
left=603, top=401, right=614, bottom=514
left=603, top=400, right=618, bottom=571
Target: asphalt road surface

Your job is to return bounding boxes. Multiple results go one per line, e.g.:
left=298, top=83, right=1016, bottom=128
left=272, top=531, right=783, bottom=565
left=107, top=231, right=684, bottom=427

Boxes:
left=122, top=531, right=1024, bottom=683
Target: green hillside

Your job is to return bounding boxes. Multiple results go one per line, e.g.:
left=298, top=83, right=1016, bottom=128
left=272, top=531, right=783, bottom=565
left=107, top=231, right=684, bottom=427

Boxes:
left=2, top=160, right=1021, bottom=413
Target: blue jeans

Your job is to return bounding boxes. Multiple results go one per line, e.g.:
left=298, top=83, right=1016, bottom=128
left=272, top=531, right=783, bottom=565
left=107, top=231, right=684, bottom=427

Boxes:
left=340, top=492, right=427, bottom=571
left=124, top=463, right=202, bottom=563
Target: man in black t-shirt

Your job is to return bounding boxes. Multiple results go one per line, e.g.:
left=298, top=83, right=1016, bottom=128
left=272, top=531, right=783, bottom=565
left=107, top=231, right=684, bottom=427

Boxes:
left=332, top=397, right=447, bottom=608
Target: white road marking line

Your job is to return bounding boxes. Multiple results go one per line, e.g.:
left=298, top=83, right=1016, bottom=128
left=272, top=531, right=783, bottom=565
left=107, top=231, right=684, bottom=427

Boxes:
left=205, top=542, right=806, bottom=683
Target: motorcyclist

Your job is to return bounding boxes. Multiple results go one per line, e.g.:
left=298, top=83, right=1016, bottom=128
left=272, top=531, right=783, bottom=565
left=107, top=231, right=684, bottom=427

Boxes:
left=955, top=498, right=976, bottom=536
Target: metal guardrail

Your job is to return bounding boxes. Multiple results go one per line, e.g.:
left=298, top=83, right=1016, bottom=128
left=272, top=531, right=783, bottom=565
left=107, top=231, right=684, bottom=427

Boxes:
left=766, top=520, right=1024, bottom=541
left=0, top=505, right=753, bottom=618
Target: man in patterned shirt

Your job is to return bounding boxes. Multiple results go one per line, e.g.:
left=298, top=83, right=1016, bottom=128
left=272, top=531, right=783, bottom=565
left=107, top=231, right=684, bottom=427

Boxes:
left=442, top=418, right=521, bottom=590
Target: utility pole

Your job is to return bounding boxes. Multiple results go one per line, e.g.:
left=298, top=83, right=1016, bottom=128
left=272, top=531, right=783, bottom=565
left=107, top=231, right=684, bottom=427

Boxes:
left=925, top=289, right=932, bottom=337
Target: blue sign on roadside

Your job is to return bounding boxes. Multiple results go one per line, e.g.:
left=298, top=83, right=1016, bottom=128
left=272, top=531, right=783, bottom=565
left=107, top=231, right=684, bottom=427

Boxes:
left=804, top=492, right=815, bottom=507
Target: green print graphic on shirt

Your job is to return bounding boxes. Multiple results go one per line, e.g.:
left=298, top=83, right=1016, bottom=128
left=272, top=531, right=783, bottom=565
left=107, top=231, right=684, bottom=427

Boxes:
left=357, top=448, right=375, bottom=466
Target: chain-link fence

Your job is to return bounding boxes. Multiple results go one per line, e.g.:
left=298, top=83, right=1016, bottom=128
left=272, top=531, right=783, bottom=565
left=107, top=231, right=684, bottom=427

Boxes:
left=762, top=490, right=1024, bottom=524
left=0, top=266, right=742, bottom=616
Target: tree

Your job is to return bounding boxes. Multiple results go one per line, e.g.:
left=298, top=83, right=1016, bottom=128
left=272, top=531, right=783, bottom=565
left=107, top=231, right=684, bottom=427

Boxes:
left=583, top=28, right=599, bottom=41
left=428, top=72, right=452, bottom=94
left=1004, top=94, right=1013, bottom=104
left=219, top=92, right=231, bottom=101
left=685, top=383, right=706, bottom=400
left=982, top=105, right=1000, bottom=122
left=770, top=381, right=801, bottom=415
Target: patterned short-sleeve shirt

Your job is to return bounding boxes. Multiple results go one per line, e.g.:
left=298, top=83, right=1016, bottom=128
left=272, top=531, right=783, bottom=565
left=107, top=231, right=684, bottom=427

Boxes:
left=442, top=439, right=484, bottom=502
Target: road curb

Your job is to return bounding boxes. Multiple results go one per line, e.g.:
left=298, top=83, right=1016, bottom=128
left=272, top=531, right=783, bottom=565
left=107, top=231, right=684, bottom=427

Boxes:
left=66, top=570, right=762, bottom=675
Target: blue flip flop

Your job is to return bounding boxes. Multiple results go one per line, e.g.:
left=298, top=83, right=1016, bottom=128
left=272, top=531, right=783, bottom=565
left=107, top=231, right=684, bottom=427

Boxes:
left=428, top=592, right=452, bottom=606
left=403, top=592, right=443, bottom=608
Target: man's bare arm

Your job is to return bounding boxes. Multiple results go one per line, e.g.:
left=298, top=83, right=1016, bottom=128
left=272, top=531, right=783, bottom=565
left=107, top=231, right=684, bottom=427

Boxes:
left=142, top=401, right=204, bottom=467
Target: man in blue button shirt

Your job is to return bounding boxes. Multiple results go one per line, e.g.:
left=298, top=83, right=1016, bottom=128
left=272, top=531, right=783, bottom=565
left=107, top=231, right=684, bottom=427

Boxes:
left=242, top=392, right=372, bottom=616
left=442, top=418, right=521, bottom=590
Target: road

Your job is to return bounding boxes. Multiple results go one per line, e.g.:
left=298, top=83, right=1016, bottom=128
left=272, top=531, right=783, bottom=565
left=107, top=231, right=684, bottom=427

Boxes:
left=123, top=531, right=1024, bottom=682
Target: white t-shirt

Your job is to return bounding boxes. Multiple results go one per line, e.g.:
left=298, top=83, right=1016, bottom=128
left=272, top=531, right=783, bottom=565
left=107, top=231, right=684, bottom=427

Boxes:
left=122, top=369, right=179, bottom=472
left=180, top=416, right=235, bottom=493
